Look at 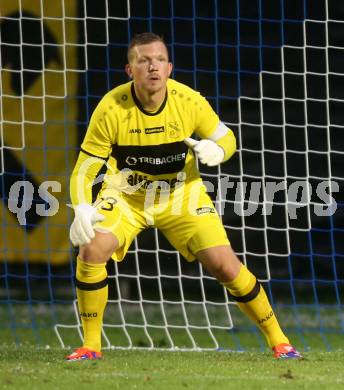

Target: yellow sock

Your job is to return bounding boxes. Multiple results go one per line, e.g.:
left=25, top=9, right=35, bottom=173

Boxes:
left=76, top=256, right=108, bottom=352
left=222, top=265, right=289, bottom=348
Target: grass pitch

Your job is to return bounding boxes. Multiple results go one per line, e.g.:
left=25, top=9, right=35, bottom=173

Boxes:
left=1, top=347, right=344, bottom=390
left=1, top=303, right=344, bottom=389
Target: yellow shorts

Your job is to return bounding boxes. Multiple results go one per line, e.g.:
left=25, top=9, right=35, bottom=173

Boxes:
left=94, top=180, right=230, bottom=261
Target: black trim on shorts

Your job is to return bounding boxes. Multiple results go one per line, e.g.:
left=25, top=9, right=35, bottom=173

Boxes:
left=230, top=279, right=261, bottom=303
left=76, top=277, right=108, bottom=291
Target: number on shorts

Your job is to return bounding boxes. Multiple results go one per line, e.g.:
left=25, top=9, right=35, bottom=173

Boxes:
left=100, top=196, right=117, bottom=211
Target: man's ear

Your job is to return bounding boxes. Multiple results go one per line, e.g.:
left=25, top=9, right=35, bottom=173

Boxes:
left=125, top=64, right=132, bottom=79
left=168, top=62, right=173, bottom=77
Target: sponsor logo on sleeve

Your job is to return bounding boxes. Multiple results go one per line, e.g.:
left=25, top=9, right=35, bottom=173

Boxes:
left=196, top=207, right=216, bottom=215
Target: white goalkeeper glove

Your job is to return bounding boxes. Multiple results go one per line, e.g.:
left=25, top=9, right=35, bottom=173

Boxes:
left=184, top=138, right=225, bottom=166
left=69, top=203, right=105, bottom=247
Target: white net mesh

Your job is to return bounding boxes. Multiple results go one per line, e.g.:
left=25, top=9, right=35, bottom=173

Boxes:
left=1, top=0, right=343, bottom=351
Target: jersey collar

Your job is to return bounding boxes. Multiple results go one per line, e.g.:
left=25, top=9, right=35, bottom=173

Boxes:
left=131, top=82, right=167, bottom=116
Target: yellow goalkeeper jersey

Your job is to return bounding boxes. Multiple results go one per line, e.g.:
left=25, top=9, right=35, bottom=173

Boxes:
left=78, top=78, right=233, bottom=196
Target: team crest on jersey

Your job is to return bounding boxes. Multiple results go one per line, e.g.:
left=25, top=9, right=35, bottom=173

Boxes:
left=168, top=122, right=182, bottom=138
left=145, top=126, right=165, bottom=134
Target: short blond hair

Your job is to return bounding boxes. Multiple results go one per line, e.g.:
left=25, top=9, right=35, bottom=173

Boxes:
left=127, top=32, right=168, bottom=63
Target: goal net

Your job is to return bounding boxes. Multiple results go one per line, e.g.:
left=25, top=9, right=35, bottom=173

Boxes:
left=1, top=0, right=343, bottom=351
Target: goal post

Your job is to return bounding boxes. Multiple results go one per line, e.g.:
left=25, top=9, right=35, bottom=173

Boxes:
left=1, top=0, right=343, bottom=351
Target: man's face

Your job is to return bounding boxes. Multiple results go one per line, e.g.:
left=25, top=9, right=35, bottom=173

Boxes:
left=126, top=41, right=172, bottom=94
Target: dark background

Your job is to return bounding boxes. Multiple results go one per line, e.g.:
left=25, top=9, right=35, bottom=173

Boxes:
left=1, top=0, right=343, bottom=306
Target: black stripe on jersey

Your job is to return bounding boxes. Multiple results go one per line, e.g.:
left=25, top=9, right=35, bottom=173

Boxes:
left=131, top=83, right=167, bottom=116
left=80, top=148, right=108, bottom=161
left=112, top=141, right=188, bottom=175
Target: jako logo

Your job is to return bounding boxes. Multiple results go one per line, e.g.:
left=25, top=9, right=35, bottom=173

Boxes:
left=80, top=312, right=98, bottom=318
left=258, top=310, right=274, bottom=324
left=129, top=128, right=141, bottom=134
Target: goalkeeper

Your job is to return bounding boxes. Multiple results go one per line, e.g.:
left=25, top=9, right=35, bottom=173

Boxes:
left=67, top=32, right=301, bottom=361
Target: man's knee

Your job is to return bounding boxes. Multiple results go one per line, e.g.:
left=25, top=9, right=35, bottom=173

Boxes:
left=79, top=231, right=119, bottom=263
left=196, top=245, right=242, bottom=282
